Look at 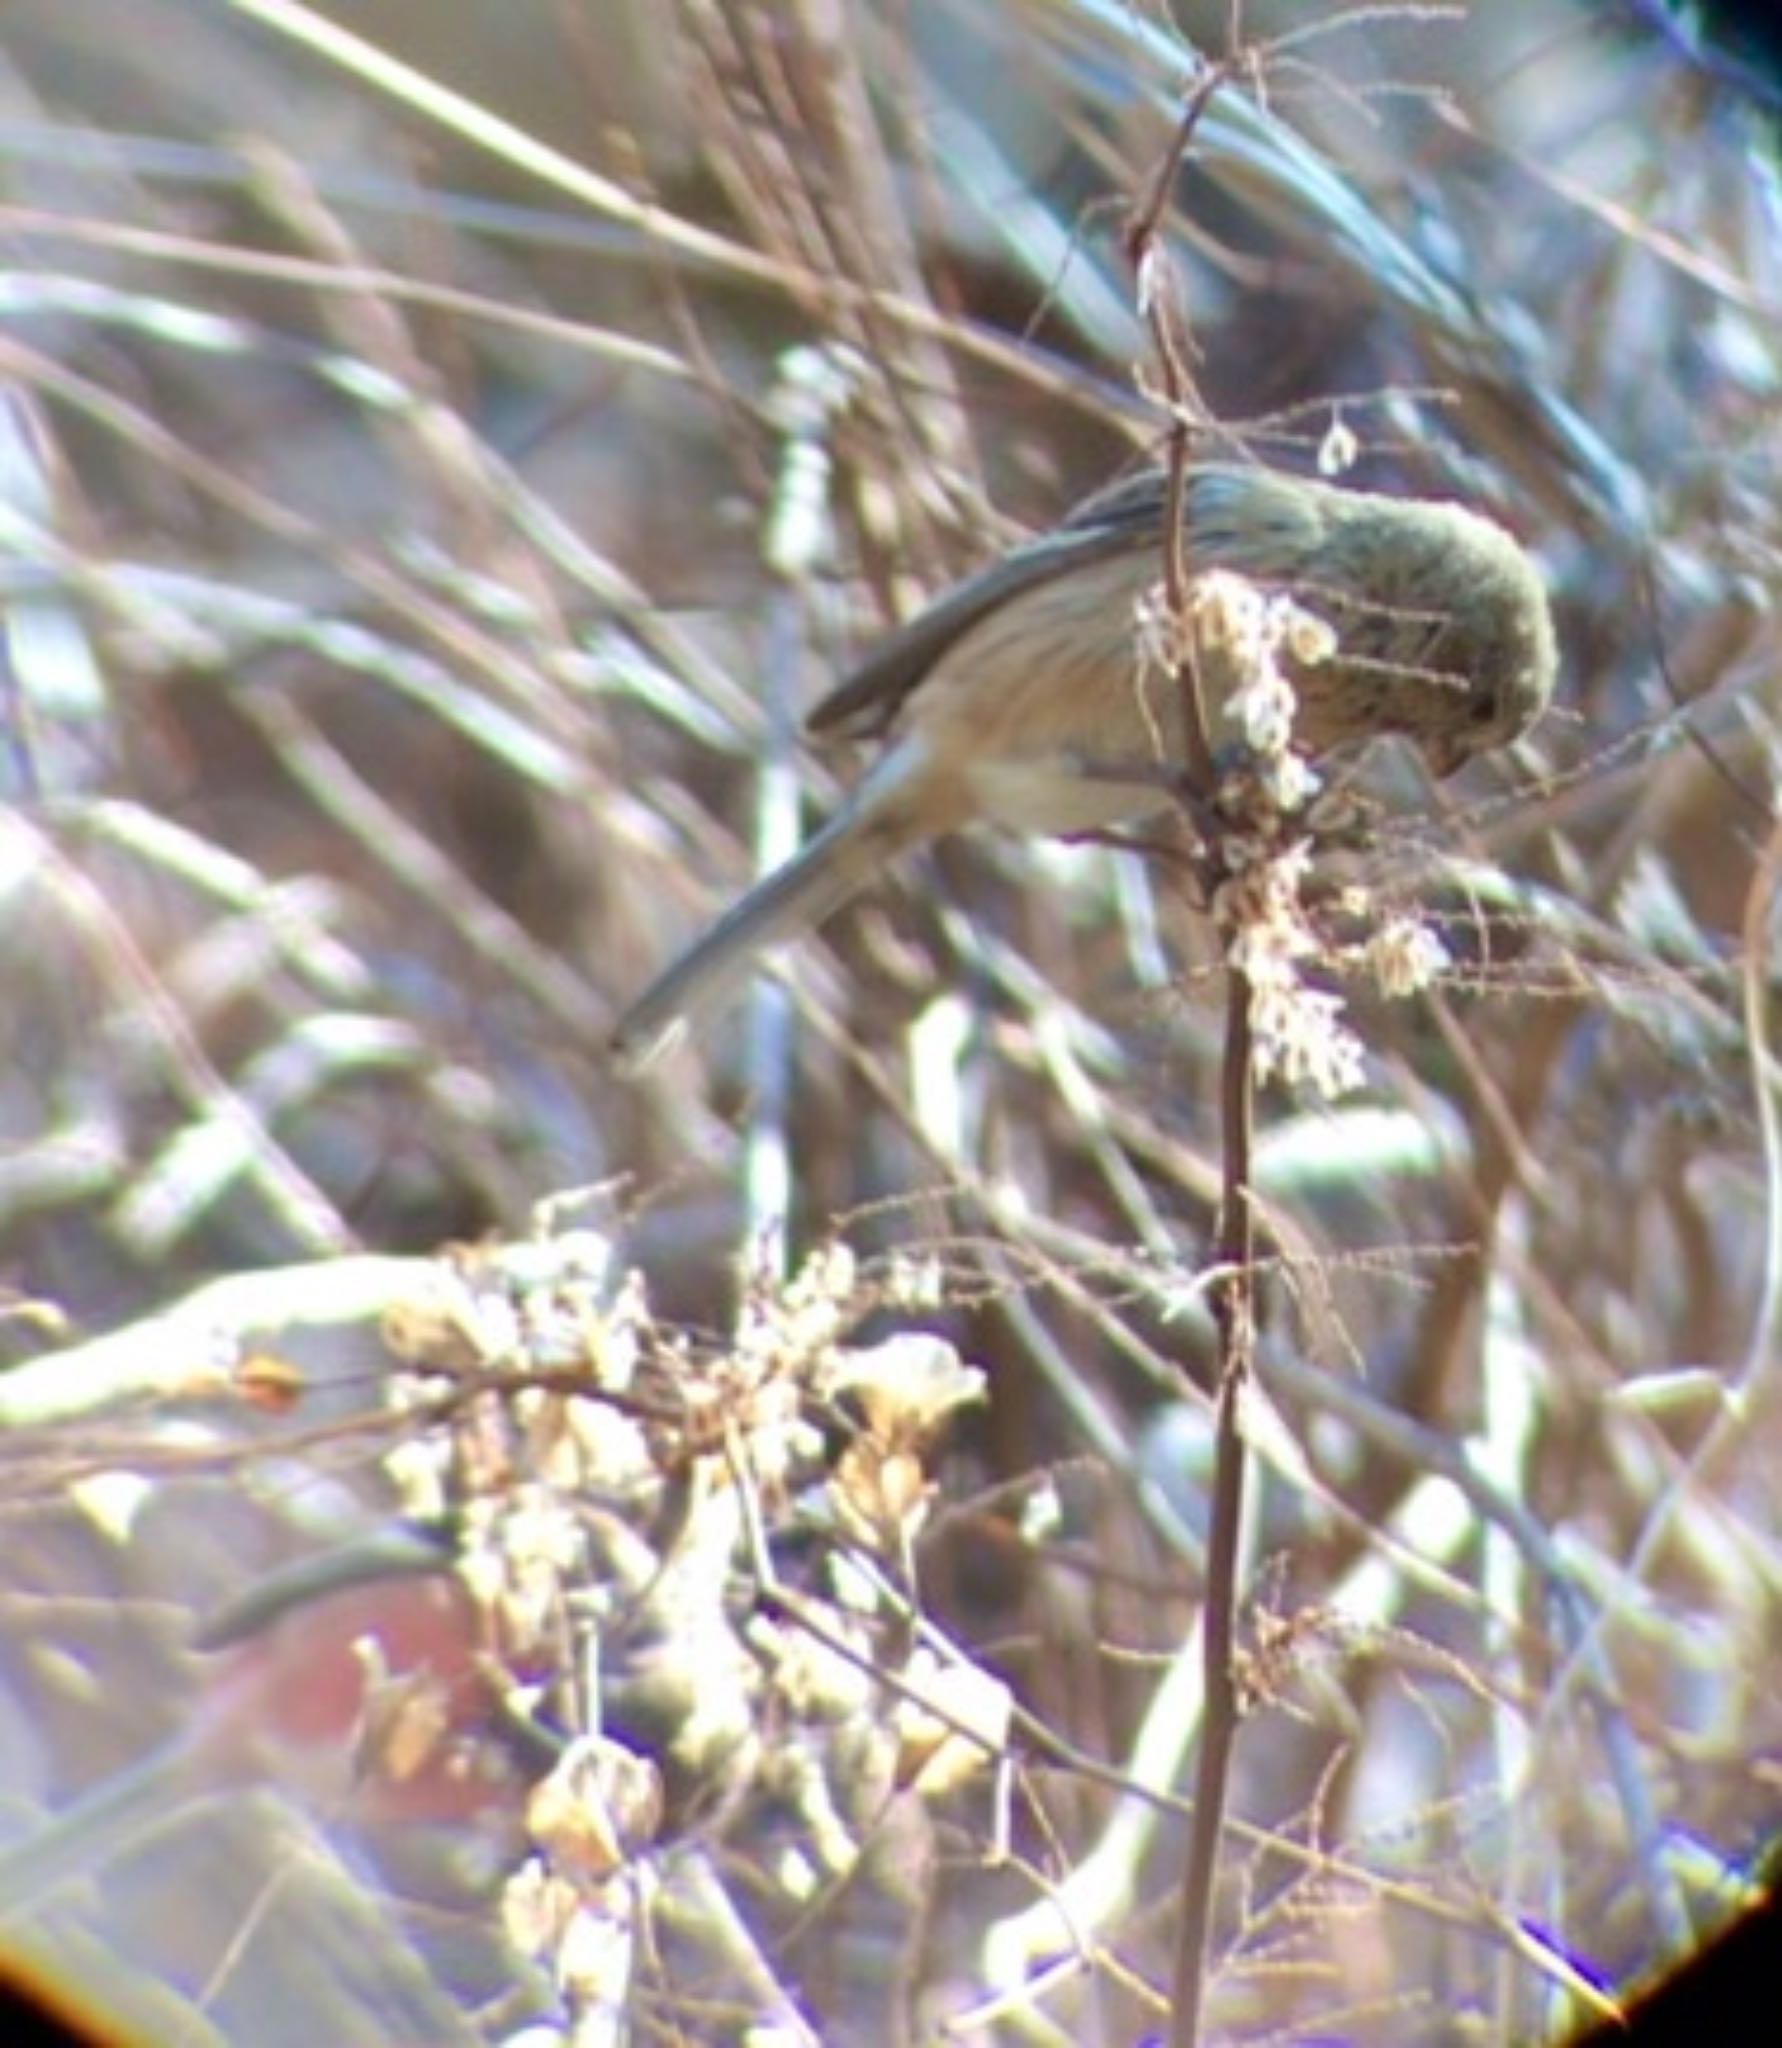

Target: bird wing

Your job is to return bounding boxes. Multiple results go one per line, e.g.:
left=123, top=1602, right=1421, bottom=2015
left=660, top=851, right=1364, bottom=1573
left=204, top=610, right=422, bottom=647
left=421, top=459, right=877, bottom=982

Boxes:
left=806, top=470, right=1171, bottom=744
left=806, top=466, right=1339, bottom=744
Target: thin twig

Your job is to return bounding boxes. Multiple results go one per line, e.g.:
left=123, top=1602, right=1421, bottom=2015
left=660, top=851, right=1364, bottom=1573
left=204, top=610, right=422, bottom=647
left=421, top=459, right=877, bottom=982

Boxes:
left=1168, top=972, right=1257, bottom=2043
left=1120, top=42, right=1268, bottom=2047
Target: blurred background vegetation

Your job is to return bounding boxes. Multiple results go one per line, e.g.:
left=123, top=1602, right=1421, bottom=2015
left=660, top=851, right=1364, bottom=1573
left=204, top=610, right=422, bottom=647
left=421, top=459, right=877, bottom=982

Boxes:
left=1, top=1, right=1780, bottom=2042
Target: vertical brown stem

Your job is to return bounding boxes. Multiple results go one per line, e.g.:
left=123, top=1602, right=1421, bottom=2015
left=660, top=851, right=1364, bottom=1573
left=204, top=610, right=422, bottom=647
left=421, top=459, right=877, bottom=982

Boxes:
left=1167, top=966, right=1256, bottom=2045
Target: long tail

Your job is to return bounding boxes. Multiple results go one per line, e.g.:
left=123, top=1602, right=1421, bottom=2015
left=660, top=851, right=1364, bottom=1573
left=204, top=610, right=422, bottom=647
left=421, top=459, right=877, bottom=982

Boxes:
left=610, top=782, right=912, bottom=1067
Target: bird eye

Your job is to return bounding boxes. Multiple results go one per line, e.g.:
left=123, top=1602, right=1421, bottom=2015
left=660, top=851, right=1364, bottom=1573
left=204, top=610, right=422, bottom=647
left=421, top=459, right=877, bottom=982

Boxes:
left=1467, top=696, right=1498, bottom=725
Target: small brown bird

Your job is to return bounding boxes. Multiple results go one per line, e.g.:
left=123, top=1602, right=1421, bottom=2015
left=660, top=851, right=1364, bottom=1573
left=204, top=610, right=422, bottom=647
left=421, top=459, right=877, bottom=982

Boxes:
left=612, top=463, right=1556, bottom=1061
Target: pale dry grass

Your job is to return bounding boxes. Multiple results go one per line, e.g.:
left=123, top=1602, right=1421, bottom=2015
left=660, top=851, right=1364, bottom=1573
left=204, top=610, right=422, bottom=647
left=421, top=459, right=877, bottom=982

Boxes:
left=0, top=3, right=1779, bottom=2043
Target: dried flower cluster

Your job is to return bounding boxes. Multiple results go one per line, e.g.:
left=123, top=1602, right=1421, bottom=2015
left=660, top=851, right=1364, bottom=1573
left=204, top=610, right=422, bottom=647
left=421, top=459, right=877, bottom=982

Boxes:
left=381, top=1228, right=1003, bottom=2038
left=1146, top=563, right=1458, bottom=1096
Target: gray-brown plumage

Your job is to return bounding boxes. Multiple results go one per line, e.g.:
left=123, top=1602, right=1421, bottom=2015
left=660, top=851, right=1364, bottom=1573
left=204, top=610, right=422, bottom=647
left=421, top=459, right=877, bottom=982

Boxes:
left=612, top=464, right=1556, bottom=1062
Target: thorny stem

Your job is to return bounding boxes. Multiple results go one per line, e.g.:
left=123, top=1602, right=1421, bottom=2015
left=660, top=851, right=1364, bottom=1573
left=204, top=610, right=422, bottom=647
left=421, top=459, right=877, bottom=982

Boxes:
left=1122, top=37, right=1264, bottom=2048
left=1167, top=968, right=1257, bottom=2047
left=1125, top=65, right=1226, bottom=795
